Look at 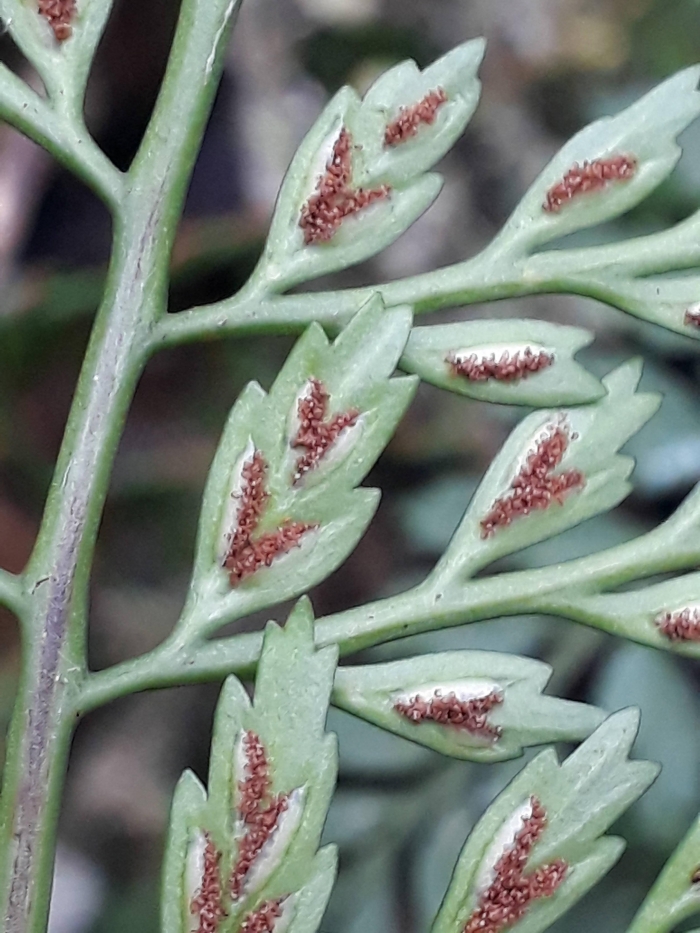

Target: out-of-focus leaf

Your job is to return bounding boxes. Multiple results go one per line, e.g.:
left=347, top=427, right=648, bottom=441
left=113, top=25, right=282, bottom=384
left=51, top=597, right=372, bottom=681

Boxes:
left=591, top=644, right=700, bottom=850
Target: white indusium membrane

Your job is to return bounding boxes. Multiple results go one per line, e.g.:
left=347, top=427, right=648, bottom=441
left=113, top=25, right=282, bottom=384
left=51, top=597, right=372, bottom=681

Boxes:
left=392, top=678, right=503, bottom=707
left=185, top=829, right=207, bottom=932
left=298, top=120, right=347, bottom=239
left=217, top=437, right=256, bottom=564
left=474, top=799, right=534, bottom=897
left=449, top=343, right=551, bottom=365
left=241, top=786, right=307, bottom=898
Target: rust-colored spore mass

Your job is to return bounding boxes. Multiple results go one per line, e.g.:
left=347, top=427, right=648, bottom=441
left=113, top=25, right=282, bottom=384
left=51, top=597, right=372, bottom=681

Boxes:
left=38, top=0, right=76, bottom=41
left=448, top=347, right=554, bottom=383
left=223, top=451, right=316, bottom=584
left=231, top=731, right=290, bottom=900
left=656, top=608, right=700, bottom=642
left=684, top=308, right=700, bottom=328
left=191, top=833, right=226, bottom=933
left=543, top=154, right=637, bottom=213
left=384, top=87, right=448, bottom=146
left=227, top=451, right=269, bottom=559
left=463, top=797, right=567, bottom=933
left=394, top=689, right=503, bottom=740
left=691, top=867, right=700, bottom=885
left=481, top=423, right=584, bottom=538
left=299, top=128, right=390, bottom=245
left=293, top=377, right=359, bottom=481
left=240, top=898, right=286, bottom=933
left=238, top=731, right=272, bottom=816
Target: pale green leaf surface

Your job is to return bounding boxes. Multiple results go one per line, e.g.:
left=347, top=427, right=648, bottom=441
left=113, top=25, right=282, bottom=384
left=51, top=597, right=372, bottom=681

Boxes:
left=264, top=86, right=359, bottom=260
left=352, top=38, right=485, bottom=186
left=187, top=297, right=416, bottom=636
left=401, top=319, right=604, bottom=406
left=550, top=571, right=700, bottom=657
left=161, top=770, right=208, bottom=933
left=256, top=42, right=484, bottom=288
left=269, top=174, right=443, bottom=291
left=499, top=66, right=700, bottom=251
left=431, top=711, right=658, bottom=933
left=161, top=600, right=339, bottom=933
left=584, top=273, right=700, bottom=341
left=0, top=0, right=119, bottom=107
left=433, top=360, right=660, bottom=580
left=333, top=651, right=604, bottom=762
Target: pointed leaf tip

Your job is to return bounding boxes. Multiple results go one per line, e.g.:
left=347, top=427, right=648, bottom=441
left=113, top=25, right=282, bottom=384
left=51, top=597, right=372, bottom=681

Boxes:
left=432, top=360, right=657, bottom=578
left=163, top=603, right=339, bottom=933
left=431, top=711, right=655, bottom=933
left=499, top=64, right=700, bottom=251
left=189, top=297, right=414, bottom=636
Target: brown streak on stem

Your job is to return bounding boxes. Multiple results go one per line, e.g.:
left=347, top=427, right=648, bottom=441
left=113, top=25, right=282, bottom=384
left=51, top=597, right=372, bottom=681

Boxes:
left=2, top=198, right=162, bottom=933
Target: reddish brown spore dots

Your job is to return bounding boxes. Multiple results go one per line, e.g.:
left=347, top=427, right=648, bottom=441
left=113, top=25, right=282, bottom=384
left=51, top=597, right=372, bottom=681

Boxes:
left=191, top=833, right=226, bottom=933
left=384, top=87, right=448, bottom=146
left=684, top=307, right=700, bottom=328
left=299, top=128, right=390, bottom=245
left=231, top=732, right=290, bottom=900
left=223, top=451, right=316, bottom=585
left=395, top=689, right=503, bottom=741
left=448, top=347, right=554, bottom=383
left=543, top=154, right=638, bottom=213
left=481, top=422, right=584, bottom=538
left=293, top=378, right=359, bottom=481
left=655, top=607, right=700, bottom=642
left=691, top=867, right=700, bottom=885
left=463, top=797, right=567, bottom=933
left=240, top=898, right=286, bottom=933
left=38, top=0, right=76, bottom=41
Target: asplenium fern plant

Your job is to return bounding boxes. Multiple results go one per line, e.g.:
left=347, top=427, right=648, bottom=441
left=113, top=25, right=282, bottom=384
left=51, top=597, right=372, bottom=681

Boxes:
left=2, top=2, right=700, bottom=933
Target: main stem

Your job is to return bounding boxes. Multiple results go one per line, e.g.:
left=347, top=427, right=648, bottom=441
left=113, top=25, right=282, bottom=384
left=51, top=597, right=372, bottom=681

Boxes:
left=0, top=201, right=158, bottom=933
left=0, top=0, right=237, bottom=928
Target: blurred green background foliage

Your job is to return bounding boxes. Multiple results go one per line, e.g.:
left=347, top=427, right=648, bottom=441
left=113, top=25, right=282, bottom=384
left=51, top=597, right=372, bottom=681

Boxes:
left=1, top=1, right=700, bottom=931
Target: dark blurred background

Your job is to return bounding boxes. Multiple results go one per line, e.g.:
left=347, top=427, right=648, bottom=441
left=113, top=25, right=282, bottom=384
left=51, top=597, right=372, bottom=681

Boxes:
left=1, top=0, right=700, bottom=931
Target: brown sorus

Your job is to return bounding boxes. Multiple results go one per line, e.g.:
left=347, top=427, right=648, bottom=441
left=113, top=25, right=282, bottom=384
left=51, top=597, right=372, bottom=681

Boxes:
left=481, top=422, right=584, bottom=538
left=38, top=0, right=76, bottom=41
left=447, top=347, right=553, bottom=383
left=463, top=797, right=567, bottom=933
left=231, top=732, right=290, bottom=900
left=655, top=607, right=700, bottom=642
left=190, top=833, right=227, bottom=933
left=239, top=898, right=286, bottom=933
left=384, top=87, right=448, bottom=146
left=299, top=128, right=390, bottom=245
left=394, top=688, right=503, bottom=740
left=293, top=378, right=359, bottom=481
left=223, top=451, right=316, bottom=584
left=543, top=155, right=637, bottom=213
